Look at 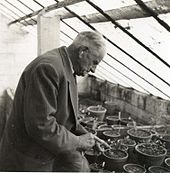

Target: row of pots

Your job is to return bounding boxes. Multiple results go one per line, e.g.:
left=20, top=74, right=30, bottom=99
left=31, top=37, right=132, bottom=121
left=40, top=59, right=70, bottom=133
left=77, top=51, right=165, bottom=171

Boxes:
left=90, top=162, right=170, bottom=173
left=79, top=114, right=170, bottom=172
left=85, top=141, right=168, bottom=172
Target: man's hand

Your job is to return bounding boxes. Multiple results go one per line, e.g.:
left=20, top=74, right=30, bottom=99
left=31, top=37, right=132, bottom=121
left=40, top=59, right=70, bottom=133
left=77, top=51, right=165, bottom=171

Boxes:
left=77, top=133, right=95, bottom=151
left=93, top=135, right=111, bottom=152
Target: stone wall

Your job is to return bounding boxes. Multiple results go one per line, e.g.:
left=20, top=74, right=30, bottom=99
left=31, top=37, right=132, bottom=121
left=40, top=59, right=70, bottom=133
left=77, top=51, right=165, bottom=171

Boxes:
left=86, top=75, right=170, bottom=125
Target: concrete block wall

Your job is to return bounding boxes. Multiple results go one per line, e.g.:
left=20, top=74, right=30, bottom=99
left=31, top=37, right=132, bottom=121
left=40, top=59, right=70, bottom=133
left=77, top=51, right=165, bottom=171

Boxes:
left=85, top=75, right=170, bottom=125
left=0, top=14, right=37, bottom=127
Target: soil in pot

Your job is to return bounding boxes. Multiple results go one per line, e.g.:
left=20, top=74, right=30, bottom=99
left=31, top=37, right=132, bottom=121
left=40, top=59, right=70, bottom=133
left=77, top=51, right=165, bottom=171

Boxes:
left=121, top=136, right=136, bottom=147
left=110, top=143, right=128, bottom=152
left=96, top=124, right=112, bottom=139
left=103, top=149, right=128, bottom=172
left=148, top=166, right=170, bottom=173
left=127, top=128, right=152, bottom=142
left=123, top=163, right=146, bottom=173
left=103, top=130, right=120, bottom=141
left=135, top=143, right=167, bottom=168
left=106, top=116, right=119, bottom=125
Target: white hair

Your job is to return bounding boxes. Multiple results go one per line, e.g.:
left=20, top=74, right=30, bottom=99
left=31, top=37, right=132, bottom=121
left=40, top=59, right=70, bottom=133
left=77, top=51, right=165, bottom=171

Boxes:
left=71, top=31, right=106, bottom=53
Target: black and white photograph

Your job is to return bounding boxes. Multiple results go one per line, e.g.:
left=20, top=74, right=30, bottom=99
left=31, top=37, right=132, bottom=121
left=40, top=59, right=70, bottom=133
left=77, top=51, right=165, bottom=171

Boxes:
left=0, top=0, right=170, bottom=172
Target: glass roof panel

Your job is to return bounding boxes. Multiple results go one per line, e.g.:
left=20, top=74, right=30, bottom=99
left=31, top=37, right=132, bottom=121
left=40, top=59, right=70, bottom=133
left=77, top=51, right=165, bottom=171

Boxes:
left=0, top=0, right=25, bottom=17
left=0, top=4, right=19, bottom=18
left=16, top=0, right=42, bottom=11
left=35, top=0, right=56, bottom=7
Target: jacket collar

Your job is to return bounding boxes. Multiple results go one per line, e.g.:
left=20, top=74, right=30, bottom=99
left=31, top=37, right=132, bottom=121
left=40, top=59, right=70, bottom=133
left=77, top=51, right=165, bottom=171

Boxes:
left=58, top=46, right=78, bottom=124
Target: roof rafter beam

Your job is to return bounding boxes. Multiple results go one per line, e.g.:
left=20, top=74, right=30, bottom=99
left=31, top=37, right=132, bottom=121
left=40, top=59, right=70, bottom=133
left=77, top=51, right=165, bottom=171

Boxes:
left=75, top=0, right=170, bottom=23
left=8, top=0, right=86, bottom=25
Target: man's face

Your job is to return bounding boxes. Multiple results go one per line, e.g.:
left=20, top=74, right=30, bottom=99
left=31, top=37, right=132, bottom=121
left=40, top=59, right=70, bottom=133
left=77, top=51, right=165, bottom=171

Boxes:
left=75, top=48, right=105, bottom=76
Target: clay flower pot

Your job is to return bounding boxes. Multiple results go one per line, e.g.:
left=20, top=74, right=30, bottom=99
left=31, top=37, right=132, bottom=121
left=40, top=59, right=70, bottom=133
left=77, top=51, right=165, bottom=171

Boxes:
left=120, top=117, right=133, bottom=126
left=123, top=163, right=146, bottom=173
left=148, top=166, right=170, bottom=173
left=121, top=137, right=136, bottom=162
left=96, top=124, right=112, bottom=139
left=103, top=130, right=120, bottom=141
left=106, top=116, right=119, bottom=125
left=121, top=137, right=136, bottom=148
left=127, top=128, right=152, bottom=143
left=85, top=149, right=101, bottom=164
left=103, top=101, right=118, bottom=116
left=112, top=124, right=128, bottom=137
left=164, top=158, right=170, bottom=170
left=135, top=143, right=167, bottom=168
left=103, top=149, right=128, bottom=172
left=87, top=105, right=107, bottom=121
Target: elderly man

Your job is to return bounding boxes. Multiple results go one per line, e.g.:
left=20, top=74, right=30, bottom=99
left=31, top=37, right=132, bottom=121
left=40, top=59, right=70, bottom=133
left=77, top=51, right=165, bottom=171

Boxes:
left=0, top=31, right=106, bottom=171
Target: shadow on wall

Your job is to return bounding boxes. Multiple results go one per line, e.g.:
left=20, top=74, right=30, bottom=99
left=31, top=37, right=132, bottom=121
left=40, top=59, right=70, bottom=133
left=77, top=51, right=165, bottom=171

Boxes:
left=0, top=88, right=14, bottom=141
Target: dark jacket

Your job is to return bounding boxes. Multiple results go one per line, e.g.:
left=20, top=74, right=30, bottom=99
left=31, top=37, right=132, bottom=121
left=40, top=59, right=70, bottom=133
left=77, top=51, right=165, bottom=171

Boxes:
left=0, top=46, right=87, bottom=171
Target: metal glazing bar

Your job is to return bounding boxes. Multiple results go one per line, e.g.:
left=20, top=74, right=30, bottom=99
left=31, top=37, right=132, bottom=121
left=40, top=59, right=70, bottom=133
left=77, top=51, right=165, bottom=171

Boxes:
left=106, top=54, right=170, bottom=99
left=32, top=0, right=44, bottom=8
left=17, top=0, right=34, bottom=12
left=103, top=59, right=152, bottom=95
left=60, top=30, right=73, bottom=40
left=98, top=65, right=132, bottom=88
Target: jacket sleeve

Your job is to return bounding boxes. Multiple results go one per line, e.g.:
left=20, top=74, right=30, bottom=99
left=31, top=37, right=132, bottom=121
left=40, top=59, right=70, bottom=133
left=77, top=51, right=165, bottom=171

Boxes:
left=24, top=63, right=80, bottom=155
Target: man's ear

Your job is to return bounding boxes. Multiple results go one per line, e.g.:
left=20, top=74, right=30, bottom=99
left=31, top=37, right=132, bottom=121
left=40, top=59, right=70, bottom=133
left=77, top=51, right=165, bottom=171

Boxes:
left=78, top=46, right=88, bottom=58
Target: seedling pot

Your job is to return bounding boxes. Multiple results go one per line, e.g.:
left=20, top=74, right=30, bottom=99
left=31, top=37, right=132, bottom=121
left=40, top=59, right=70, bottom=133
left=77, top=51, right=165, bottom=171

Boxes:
left=135, top=143, right=167, bottom=168
left=87, top=106, right=107, bottom=121
left=121, top=137, right=136, bottom=163
left=103, top=149, right=128, bottom=172
left=106, top=116, right=119, bottom=125
left=127, top=128, right=152, bottom=143
left=102, top=130, right=120, bottom=141
left=96, top=124, right=112, bottom=139
left=123, top=163, right=146, bottom=173
left=164, top=158, right=170, bottom=170
left=148, top=165, right=170, bottom=173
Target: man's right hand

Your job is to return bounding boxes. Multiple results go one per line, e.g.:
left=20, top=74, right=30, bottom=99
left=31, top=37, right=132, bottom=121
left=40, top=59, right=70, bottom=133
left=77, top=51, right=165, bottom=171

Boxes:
left=77, top=133, right=95, bottom=151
